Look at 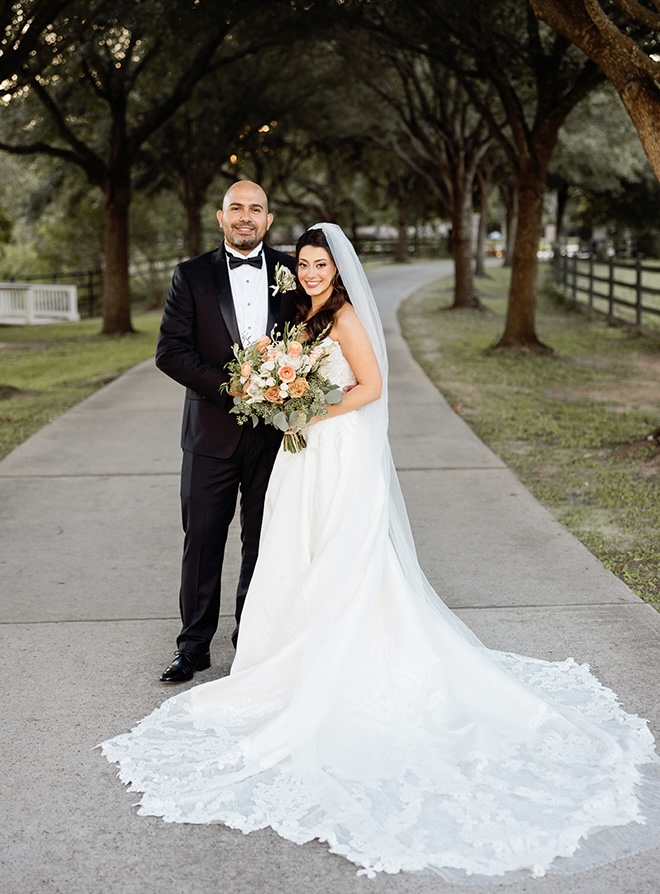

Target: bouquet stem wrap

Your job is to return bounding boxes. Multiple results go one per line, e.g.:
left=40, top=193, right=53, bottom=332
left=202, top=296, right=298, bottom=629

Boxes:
left=283, top=430, right=307, bottom=454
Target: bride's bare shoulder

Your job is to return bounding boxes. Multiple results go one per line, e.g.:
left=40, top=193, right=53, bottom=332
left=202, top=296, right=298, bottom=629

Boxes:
left=332, top=303, right=363, bottom=336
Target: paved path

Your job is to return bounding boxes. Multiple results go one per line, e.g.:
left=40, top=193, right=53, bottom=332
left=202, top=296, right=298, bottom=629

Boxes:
left=2, top=261, right=659, bottom=894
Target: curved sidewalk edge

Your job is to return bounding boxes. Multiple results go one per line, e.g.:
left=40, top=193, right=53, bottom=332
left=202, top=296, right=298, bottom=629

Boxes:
left=1, top=260, right=659, bottom=894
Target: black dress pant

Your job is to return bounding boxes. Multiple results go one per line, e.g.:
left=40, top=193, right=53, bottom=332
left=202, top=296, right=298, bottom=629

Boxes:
left=176, top=426, right=280, bottom=653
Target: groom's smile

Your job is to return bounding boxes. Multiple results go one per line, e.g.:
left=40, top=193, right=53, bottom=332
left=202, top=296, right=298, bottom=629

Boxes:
left=233, top=222, right=256, bottom=240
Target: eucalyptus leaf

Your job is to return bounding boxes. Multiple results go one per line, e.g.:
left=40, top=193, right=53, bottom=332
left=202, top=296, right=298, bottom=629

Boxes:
left=325, top=389, right=343, bottom=405
left=273, top=412, right=289, bottom=432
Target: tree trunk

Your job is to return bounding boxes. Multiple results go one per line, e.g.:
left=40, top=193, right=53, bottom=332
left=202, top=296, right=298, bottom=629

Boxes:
left=179, top=170, right=214, bottom=259
left=185, top=199, right=204, bottom=259
left=555, top=180, right=569, bottom=245
left=101, top=170, right=134, bottom=335
left=502, top=182, right=518, bottom=268
left=615, top=81, right=660, bottom=182
left=394, top=196, right=410, bottom=264
left=450, top=185, right=479, bottom=308
left=474, top=208, right=487, bottom=277
left=492, top=156, right=551, bottom=352
left=474, top=169, right=491, bottom=277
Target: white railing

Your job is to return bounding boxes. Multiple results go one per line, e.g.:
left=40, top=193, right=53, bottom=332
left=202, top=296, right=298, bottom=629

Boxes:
left=0, top=282, right=79, bottom=325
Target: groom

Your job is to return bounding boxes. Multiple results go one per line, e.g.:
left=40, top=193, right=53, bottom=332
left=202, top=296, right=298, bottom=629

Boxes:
left=155, top=180, right=296, bottom=682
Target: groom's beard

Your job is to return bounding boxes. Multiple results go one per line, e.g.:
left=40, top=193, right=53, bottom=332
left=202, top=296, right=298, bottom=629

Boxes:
left=224, top=222, right=266, bottom=252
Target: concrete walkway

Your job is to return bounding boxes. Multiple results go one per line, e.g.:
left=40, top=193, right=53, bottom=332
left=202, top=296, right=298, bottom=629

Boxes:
left=2, top=261, right=659, bottom=894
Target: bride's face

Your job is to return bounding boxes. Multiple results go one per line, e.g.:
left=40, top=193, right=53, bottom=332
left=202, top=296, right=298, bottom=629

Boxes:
left=296, top=247, right=337, bottom=305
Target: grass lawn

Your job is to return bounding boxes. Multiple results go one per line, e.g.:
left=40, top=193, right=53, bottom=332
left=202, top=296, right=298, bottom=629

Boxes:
left=400, top=265, right=660, bottom=608
left=0, top=312, right=162, bottom=460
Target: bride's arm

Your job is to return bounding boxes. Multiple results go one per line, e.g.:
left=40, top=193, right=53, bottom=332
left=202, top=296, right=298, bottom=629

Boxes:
left=321, top=305, right=382, bottom=419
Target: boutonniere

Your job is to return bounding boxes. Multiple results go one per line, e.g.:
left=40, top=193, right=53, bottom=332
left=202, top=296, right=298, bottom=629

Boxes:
left=270, top=262, right=297, bottom=296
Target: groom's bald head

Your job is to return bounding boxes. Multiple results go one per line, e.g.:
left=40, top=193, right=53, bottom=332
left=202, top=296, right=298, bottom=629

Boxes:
left=222, top=180, right=269, bottom=213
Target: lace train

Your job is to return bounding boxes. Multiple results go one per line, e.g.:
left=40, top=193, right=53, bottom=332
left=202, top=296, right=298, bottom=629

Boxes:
left=100, top=646, right=660, bottom=881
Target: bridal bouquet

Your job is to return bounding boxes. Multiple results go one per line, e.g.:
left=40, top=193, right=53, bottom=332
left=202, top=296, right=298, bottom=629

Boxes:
left=221, top=323, right=344, bottom=453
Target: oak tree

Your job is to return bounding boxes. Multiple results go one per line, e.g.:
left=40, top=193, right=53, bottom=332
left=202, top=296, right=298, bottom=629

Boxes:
left=530, top=0, right=660, bottom=180
left=0, top=0, right=299, bottom=333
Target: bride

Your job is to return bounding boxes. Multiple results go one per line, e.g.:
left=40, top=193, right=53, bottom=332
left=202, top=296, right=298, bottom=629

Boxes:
left=101, top=223, right=660, bottom=882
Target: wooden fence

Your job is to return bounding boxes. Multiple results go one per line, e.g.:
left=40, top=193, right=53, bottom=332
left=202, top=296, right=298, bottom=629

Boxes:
left=554, top=252, right=660, bottom=333
left=0, top=282, right=79, bottom=325
left=3, top=256, right=180, bottom=318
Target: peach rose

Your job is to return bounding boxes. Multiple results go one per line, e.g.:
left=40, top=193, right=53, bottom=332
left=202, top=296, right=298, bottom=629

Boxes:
left=278, top=364, right=296, bottom=383
left=288, top=340, right=303, bottom=358
left=255, top=336, right=271, bottom=355
left=264, top=386, right=284, bottom=404
left=240, top=361, right=252, bottom=378
left=288, top=378, right=309, bottom=398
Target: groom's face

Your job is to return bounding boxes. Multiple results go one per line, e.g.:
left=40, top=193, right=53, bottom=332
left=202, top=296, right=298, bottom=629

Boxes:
left=217, top=182, right=273, bottom=254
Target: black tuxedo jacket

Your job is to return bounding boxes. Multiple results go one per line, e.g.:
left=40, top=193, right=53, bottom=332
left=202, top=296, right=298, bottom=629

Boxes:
left=156, top=243, right=297, bottom=459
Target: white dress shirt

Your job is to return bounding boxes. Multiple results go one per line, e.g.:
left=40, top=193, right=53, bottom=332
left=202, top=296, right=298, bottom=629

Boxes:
left=225, top=242, right=268, bottom=346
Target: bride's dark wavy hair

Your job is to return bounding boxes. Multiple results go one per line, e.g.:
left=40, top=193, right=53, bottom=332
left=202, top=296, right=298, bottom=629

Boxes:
left=293, top=228, right=350, bottom=342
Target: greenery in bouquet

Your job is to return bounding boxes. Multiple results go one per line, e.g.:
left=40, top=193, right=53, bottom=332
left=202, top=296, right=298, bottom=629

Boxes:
left=220, top=322, right=344, bottom=453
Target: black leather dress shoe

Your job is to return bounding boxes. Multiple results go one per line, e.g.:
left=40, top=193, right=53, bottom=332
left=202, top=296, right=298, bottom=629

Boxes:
left=159, top=650, right=211, bottom=683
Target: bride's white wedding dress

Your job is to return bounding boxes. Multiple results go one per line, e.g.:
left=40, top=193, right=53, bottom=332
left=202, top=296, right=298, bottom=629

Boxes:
left=102, top=340, right=660, bottom=882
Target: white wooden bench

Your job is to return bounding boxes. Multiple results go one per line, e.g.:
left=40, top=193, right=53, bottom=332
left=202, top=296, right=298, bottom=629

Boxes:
left=0, top=282, right=79, bottom=325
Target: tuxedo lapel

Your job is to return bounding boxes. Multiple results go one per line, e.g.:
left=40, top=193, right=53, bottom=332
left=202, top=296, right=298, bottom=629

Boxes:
left=264, top=246, right=280, bottom=335
left=211, top=245, right=241, bottom=347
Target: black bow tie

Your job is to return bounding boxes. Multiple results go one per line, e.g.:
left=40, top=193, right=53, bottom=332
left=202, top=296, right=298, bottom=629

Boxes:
left=227, top=252, right=263, bottom=269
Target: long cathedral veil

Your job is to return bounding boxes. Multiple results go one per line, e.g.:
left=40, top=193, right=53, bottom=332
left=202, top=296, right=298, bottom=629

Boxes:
left=311, top=222, right=483, bottom=647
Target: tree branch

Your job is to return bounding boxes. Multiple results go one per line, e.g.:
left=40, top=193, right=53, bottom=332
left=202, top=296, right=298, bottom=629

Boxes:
left=129, top=27, right=234, bottom=151
left=0, top=136, right=80, bottom=166
left=617, top=0, right=660, bottom=30
left=2, top=0, right=115, bottom=86
left=28, top=77, right=107, bottom=183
